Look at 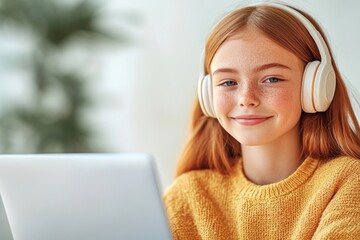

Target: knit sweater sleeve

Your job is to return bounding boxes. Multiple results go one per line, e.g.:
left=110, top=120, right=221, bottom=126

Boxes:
left=312, top=160, right=360, bottom=239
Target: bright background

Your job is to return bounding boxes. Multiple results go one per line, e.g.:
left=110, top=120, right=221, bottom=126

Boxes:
left=0, top=0, right=359, bottom=190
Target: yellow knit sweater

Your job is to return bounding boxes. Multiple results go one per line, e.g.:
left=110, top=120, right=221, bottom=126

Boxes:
left=163, top=156, right=360, bottom=239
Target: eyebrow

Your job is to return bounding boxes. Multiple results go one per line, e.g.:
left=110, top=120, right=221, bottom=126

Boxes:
left=255, top=63, right=291, bottom=72
left=212, top=68, right=238, bottom=76
left=212, top=63, right=291, bottom=76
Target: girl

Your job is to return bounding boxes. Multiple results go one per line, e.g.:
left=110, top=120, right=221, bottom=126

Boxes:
left=164, top=2, right=360, bottom=239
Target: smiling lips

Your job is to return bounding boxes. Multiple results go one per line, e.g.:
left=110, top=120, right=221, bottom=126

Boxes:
left=232, top=115, right=273, bottom=126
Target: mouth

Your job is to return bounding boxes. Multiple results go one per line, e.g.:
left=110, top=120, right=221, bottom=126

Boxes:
left=232, top=115, right=273, bottom=126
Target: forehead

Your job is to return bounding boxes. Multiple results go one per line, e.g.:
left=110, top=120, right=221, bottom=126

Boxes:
left=210, top=27, right=302, bottom=73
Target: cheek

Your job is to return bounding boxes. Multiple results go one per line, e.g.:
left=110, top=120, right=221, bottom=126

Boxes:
left=213, top=92, right=234, bottom=115
left=272, top=90, right=293, bottom=102
left=266, top=87, right=302, bottom=111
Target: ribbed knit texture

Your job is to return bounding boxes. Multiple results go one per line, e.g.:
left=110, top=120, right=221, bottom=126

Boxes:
left=163, top=156, right=360, bottom=239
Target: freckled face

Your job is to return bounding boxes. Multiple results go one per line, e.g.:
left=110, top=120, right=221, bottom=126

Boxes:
left=210, top=27, right=304, bottom=146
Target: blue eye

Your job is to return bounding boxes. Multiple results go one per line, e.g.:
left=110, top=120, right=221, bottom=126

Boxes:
left=264, top=77, right=280, bottom=83
left=220, top=80, right=237, bottom=87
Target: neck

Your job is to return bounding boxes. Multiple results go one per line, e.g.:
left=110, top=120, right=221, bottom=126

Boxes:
left=241, top=126, right=303, bottom=185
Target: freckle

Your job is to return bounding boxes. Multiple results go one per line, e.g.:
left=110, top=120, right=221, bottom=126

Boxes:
left=267, top=89, right=294, bottom=103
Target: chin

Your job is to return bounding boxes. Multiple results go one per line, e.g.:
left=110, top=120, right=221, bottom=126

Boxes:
left=239, top=142, right=268, bottom=147
left=235, top=138, right=267, bottom=146
left=233, top=134, right=275, bottom=146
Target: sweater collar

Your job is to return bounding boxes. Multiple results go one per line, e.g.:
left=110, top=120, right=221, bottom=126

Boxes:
left=232, top=156, right=319, bottom=199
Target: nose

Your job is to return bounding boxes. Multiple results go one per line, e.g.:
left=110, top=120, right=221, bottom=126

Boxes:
left=238, top=83, right=260, bottom=108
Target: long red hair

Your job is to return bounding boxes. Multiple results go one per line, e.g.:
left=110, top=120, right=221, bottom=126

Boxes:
left=176, top=5, right=360, bottom=177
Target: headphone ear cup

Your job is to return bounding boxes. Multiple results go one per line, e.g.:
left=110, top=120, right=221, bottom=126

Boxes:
left=197, top=74, right=216, bottom=118
left=313, top=63, right=336, bottom=112
left=301, top=60, right=336, bottom=113
left=302, top=61, right=320, bottom=113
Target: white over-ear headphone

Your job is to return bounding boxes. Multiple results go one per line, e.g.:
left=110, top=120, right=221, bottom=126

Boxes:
left=198, top=2, right=336, bottom=118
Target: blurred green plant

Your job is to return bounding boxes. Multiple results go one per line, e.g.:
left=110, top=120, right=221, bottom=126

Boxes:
left=0, top=0, right=138, bottom=153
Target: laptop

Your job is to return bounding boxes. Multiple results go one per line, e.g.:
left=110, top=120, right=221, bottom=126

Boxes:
left=0, top=153, right=172, bottom=240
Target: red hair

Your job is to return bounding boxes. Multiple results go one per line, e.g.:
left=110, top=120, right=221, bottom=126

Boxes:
left=176, top=5, right=360, bottom=177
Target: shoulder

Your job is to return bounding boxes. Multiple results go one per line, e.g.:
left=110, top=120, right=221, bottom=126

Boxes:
left=316, top=156, right=360, bottom=179
left=306, top=156, right=360, bottom=203
left=163, top=168, right=226, bottom=203
left=314, top=156, right=360, bottom=206
left=313, top=157, right=360, bottom=237
left=163, top=167, right=234, bottom=213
